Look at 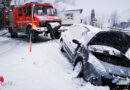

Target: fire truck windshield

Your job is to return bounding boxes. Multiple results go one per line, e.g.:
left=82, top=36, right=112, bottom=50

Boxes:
left=34, top=5, right=55, bottom=16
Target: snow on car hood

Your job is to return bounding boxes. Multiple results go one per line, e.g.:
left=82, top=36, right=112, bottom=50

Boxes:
left=88, top=44, right=130, bottom=77
left=88, top=49, right=130, bottom=77
left=100, top=60, right=130, bottom=77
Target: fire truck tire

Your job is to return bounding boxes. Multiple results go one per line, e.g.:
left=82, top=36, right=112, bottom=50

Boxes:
left=11, top=32, right=18, bottom=38
left=27, top=26, right=38, bottom=43
left=8, top=27, right=12, bottom=33
left=30, top=34, right=38, bottom=43
left=50, top=30, right=61, bottom=39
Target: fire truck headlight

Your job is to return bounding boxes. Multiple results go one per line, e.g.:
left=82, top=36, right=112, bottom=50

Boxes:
left=41, top=28, right=45, bottom=31
left=60, top=26, right=64, bottom=30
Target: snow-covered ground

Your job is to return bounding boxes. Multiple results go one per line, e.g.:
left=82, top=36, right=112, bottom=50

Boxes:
left=0, top=29, right=109, bottom=90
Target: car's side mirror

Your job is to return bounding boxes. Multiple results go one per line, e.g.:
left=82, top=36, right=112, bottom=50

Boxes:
left=72, top=39, right=81, bottom=46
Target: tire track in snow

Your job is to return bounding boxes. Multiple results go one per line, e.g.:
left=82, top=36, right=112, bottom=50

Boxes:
left=0, top=32, right=8, bottom=37
left=0, top=37, right=22, bottom=55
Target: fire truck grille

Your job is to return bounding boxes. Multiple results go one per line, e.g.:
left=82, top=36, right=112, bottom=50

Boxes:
left=39, top=21, right=46, bottom=27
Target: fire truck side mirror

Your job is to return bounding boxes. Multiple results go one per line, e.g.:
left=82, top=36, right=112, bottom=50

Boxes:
left=32, top=5, right=35, bottom=18
left=54, top=8, right=57, bottom=16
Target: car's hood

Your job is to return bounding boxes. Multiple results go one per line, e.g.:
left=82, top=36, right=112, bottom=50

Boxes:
left=88, top=45, right=130, bottom=77
left=87, top=31, right=130, bottom=54
left=100, top=60, right=130, bottom=77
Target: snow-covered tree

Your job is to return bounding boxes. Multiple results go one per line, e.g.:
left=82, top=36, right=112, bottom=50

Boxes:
left=110, top=11, right=119, bottom=27
left=54, top=0, right=75, bottom=5
left=96, top=15, right=106, bottom=29
left=11, top=0, right=26, bottom=6
left=90, top=9, right=95, bottom=26
left=11, top=0, right=76, bottom=6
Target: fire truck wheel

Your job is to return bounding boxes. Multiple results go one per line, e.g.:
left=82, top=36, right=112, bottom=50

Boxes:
left=50, top=30, right=61, bottom=39
left=26, top=26, right=32, bottom=34
left=31, top=34, right=38, bottom=43
left=27, top=26, right=38, bottom=43
left=11, top=32, right=18, bottom=38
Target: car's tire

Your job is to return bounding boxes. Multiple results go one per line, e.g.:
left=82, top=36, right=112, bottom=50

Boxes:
left=73, top=61, right=83, bottom=78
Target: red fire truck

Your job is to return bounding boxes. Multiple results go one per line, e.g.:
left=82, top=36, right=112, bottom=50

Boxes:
left=8, top=2, right=62, bottom=42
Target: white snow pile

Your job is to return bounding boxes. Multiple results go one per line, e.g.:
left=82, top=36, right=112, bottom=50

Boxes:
left=0, top=29, right=109, bottom=90
left=0, top=29, right=8, bottom=36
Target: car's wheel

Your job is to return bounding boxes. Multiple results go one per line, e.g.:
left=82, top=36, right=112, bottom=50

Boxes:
left=73, top=61, right=83, bottom=78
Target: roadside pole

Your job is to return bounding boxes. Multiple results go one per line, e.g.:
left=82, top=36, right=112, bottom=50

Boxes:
left=30, top=5, right=34, bottom=52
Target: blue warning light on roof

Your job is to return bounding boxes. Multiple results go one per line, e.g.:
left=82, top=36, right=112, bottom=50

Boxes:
left=30, top=2, right=39, bottom=3
left=44, top=3, right=51, bottom=5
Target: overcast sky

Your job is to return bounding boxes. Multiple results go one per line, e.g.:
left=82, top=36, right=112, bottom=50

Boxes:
left=75, top=0, right=130, bottom=15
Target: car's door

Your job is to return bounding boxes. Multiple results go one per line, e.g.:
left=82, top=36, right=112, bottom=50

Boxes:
left=62, top=29, right=74, bottom=59
left=66, top=25, right=84, bottom=56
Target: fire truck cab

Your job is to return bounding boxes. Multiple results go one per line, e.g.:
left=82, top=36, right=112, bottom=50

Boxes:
left=8, top=2, right=62, bottom=42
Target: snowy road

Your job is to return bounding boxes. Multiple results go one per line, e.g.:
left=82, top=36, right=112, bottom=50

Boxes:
left=0, top=30, right=109, bottom=90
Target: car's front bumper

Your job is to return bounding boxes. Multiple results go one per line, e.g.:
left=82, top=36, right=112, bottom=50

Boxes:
left=101, top=76, right=130, bottom=89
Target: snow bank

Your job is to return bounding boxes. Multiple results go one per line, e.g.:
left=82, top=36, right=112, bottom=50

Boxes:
left=0, top=29, right=8, bottom=36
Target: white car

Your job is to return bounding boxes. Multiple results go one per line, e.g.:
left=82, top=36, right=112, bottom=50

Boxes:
left=60, top=24, right=130, bottom=89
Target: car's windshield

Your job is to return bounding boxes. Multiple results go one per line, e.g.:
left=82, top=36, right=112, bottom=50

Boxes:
left=34, top=5, right=55, bottom=16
